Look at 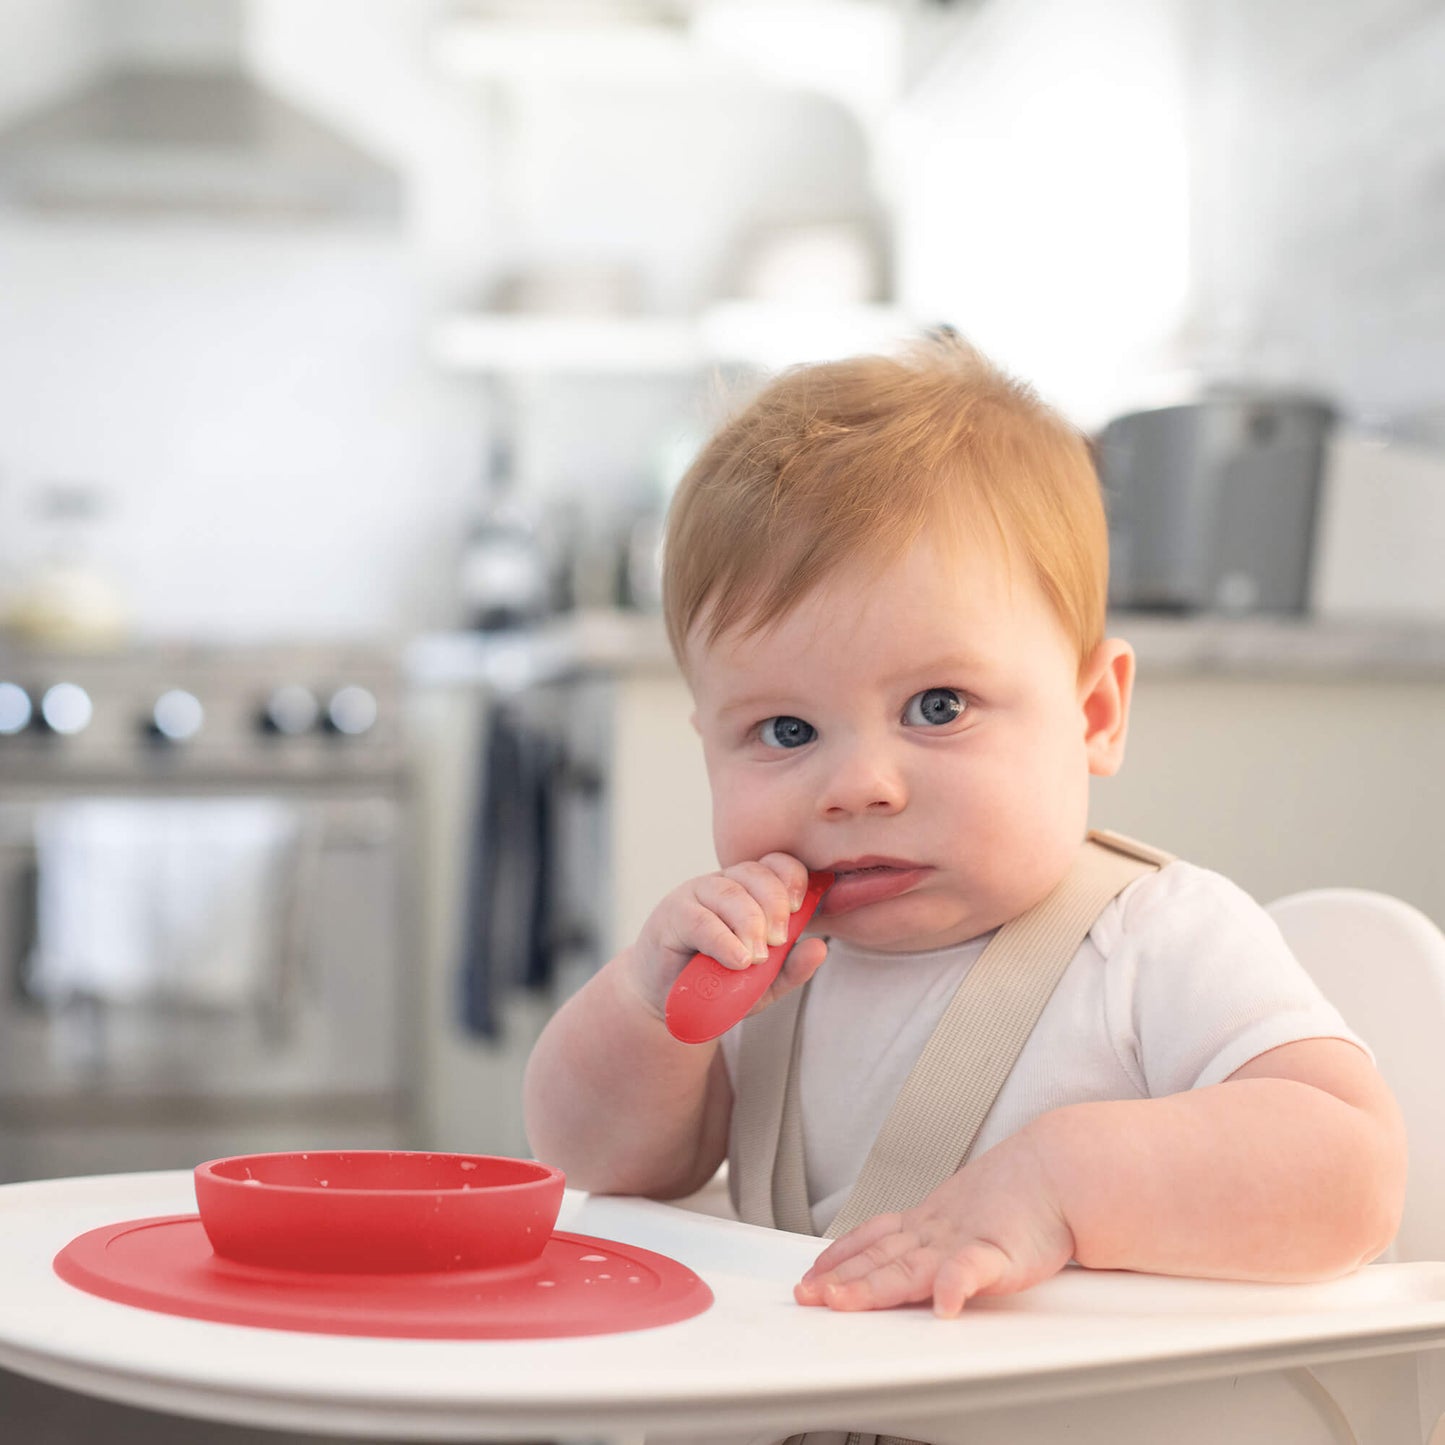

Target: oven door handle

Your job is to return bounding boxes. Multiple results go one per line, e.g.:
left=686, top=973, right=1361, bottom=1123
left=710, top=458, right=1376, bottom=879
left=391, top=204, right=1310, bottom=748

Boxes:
left=0, top=839, right=40, bottom=1007
left=263, top=801, right=398, bottom=1045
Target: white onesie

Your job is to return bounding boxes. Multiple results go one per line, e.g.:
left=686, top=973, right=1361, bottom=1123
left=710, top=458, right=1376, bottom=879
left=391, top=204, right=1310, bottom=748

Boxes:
left=721, top=860, right=1370, bottom=1235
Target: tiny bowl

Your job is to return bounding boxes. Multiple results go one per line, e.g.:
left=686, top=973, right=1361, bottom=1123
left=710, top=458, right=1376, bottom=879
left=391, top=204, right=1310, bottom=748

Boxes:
left=194, top=1151, right=566, bottom=1275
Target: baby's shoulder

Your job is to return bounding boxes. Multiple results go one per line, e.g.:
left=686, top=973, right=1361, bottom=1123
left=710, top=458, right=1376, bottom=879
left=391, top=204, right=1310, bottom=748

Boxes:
left=1088, top=858, right=1272, bottom=961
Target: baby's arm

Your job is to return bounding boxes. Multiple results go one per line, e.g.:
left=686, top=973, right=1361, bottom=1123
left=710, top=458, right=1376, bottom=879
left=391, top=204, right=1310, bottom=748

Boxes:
left=797, top=1037, right=1405, bottom=1316
left=524, top=853, right=828, bottom=1199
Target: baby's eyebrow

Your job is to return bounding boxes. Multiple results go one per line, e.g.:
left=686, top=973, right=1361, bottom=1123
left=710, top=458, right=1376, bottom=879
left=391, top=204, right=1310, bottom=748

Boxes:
left=884, top=652, right=990, bottom=685
left=715, top=692, right=792, bottom=720
left=709, top=654, right=990, bottom=720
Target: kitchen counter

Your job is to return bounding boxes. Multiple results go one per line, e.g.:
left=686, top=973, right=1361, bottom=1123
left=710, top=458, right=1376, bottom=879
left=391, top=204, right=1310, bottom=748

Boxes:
left=405, top=610, right=678, bottom=691
left=405, top=610, right=1445, bottom=689
left=1112, top=612, right=1445, bottom=680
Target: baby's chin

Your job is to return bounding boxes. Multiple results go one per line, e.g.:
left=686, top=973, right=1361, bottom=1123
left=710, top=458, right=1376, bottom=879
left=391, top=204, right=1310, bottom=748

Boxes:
left=817, top=897, right=993, bottom=954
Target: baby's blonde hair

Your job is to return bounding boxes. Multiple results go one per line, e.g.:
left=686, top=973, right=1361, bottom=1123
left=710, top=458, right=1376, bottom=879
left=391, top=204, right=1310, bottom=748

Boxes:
left=662, top=332, right=1109, bottom=675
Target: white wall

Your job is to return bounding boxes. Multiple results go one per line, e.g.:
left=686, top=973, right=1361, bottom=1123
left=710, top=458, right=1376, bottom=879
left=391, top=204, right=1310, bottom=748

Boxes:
left=885, top=0, right=1193, bottom=430
left=0, top=0, right=97, bottom=122
left=1187, top=0, right=1445, bottom=432
left=0, top=225, right=483, bottom=639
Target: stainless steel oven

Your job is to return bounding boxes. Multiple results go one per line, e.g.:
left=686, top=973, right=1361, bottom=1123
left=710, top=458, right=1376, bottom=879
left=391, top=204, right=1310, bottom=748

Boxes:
left=0, top=642, right=414, bottom=1182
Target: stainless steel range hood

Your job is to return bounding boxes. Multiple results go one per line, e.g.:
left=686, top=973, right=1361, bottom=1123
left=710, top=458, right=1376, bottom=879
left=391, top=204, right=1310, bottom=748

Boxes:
left=0, top=0, right=400, bottom=223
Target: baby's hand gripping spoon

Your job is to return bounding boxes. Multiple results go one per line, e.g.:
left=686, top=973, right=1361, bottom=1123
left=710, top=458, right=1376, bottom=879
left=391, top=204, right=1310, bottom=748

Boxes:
left=664, top=871, right=833, bottom=1044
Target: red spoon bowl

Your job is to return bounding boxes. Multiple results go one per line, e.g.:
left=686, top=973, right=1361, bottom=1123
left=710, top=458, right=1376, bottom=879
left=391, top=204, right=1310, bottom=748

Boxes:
left=193, top=1151, right=565, bottom=1275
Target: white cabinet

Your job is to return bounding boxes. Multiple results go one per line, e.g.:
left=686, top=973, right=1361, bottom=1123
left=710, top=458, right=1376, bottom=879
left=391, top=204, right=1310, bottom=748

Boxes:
left=1094, top=675, right=1445, bottom=926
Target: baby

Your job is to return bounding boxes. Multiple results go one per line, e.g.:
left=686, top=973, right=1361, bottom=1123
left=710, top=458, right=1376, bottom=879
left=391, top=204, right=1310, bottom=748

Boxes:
left=523, top=334, right=1405, bottom=1321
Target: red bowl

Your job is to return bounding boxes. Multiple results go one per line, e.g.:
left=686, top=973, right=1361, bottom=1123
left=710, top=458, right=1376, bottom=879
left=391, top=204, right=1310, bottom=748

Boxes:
left=193, top=1151, right=566, bottom=1275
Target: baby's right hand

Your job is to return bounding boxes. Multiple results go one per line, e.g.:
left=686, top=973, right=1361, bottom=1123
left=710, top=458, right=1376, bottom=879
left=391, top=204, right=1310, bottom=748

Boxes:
left=625, top=852, right=829, bottom=1023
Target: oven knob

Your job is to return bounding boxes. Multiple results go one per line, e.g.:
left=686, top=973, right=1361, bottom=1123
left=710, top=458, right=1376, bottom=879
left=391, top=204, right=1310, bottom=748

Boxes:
left=323, top=685, right=378, bottom=737
left=0, top=681, right=34, bottom=736
left=148, top=689, right=204, bottom=743
left=259, top=684, right=321, bottom=736
left=38, top=682, right=93, bottom=735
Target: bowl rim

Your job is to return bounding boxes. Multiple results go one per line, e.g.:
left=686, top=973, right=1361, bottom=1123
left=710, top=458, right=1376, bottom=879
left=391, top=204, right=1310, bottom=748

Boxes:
left=194, top=1150, right=565, bottom=1199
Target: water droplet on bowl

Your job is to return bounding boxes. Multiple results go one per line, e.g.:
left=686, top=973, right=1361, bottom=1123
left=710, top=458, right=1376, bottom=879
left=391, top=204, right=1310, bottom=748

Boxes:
left=580, top=1253, right=607, bottom=1262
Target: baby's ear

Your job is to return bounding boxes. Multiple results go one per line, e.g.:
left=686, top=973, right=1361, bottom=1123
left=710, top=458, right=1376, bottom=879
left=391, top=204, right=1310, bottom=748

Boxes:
left=1080, top=639, right=1134, bottom=777
left=689, top=709, right=701, bottom=736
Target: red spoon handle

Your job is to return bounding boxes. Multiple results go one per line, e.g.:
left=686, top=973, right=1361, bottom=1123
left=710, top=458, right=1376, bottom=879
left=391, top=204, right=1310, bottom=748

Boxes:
left=664, top=871, right=833, bottom=1044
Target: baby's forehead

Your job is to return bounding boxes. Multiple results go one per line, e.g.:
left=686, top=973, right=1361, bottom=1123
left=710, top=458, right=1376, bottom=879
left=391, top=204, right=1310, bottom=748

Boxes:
left=703, top=526, right=1016, bottom=625
left=690, top=539, right=1028, bottom=665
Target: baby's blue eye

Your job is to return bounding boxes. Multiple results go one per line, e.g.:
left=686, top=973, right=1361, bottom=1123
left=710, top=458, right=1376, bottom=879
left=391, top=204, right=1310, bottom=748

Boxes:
left=903, top=688, right=965, bottom=727
left=759, top=716, right=816, bottom=749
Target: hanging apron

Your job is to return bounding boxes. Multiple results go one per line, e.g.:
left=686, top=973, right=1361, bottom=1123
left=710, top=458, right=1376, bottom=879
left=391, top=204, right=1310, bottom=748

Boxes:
left=728, top=830, right=1173, bottom=1445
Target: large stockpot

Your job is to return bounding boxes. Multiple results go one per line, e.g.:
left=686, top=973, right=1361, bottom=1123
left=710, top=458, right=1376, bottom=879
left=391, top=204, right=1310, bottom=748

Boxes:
left=1098, top=391, right=1336, bottom=614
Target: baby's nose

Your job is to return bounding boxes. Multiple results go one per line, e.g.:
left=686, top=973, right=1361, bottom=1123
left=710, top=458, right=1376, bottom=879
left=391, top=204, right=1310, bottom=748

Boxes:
left=815, top=748, right=907, bottom=818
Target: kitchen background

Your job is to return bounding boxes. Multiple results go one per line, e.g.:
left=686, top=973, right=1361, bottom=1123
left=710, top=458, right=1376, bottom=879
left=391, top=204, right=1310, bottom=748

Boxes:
left=2, top=1, right=1445, bottom=1438
left=1, top=0, right=1443, bottom=1189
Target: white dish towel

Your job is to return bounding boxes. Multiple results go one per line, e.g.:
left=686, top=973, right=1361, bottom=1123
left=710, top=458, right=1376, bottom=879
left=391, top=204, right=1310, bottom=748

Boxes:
left=28, top=799, right=301, bottom=1010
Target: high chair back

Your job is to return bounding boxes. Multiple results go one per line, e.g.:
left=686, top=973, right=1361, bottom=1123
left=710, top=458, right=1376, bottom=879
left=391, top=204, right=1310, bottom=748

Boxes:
left=1267, top=887, right=1445, bottom=1264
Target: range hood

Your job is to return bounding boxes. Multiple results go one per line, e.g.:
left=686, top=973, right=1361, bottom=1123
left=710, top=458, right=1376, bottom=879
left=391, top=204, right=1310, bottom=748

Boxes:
left=0, top=0, right=400, bottom=223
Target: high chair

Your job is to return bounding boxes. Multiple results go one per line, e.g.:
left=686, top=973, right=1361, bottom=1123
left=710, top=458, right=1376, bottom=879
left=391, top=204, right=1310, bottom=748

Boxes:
left=1268, top=889, right=1445, bottom=1269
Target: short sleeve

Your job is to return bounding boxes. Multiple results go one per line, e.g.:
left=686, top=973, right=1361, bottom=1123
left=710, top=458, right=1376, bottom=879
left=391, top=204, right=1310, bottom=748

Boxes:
left=1091, top=862, right=1373, bottom=1097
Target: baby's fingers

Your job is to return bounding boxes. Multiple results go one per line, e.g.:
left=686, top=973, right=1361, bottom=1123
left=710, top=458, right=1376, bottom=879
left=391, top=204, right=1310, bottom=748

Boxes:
left=798, top=1235, right=941, bottom=1312
left=794, top=1216, right=917, bottom=1308
left=669, top=890, right=759, bottom=971
left=682, top=869, right=784, bottom=968
left=756, top=851, right=814, bottom=911
left=799, top=1213, right=901, bottom=1288
left=795, top=1232, right=1017, bottom=1317
left=931, top=1242, right=1012, bottom=1318
left=749, top=937, right=828, bottom=1017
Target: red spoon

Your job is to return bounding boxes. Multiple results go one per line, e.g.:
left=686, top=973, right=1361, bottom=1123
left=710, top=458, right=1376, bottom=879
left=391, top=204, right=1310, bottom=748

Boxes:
left=664, top=871, right=833, bottom=1044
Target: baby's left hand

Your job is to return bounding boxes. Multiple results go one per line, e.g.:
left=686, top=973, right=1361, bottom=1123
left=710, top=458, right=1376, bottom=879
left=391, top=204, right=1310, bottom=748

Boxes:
left=794, top=1131, right=1076, bottom=1319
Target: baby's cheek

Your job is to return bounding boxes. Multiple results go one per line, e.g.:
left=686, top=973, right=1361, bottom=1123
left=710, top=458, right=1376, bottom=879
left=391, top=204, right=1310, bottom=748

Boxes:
left=710, top=776, right=784, bottom=868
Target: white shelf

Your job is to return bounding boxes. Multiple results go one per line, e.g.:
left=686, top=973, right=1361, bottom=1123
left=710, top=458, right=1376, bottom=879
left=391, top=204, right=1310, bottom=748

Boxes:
left=433, top=314, right=704, bottom=374
left=432, top=303, right=913, bottom=376
left=433, top=7, right=907, bottom=126
left=700, top=300, right=912, bottom=370
left=435, top=16, right=706, bottom=85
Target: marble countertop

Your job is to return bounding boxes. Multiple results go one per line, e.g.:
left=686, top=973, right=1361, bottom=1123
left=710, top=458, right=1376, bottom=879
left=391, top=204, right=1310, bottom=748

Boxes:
left=406, top=609, right=1445, bottom=691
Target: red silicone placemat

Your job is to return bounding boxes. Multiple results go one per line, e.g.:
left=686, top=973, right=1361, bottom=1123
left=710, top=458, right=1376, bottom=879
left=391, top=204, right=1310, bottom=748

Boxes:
left=54, top=1215, right=713, bottom=1339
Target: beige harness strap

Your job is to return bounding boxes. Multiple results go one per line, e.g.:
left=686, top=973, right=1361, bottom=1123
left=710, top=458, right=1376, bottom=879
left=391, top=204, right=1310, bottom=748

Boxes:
left=730, top=983, right=817, bottom=1234
left=731, top=985, right=812, bottom=1231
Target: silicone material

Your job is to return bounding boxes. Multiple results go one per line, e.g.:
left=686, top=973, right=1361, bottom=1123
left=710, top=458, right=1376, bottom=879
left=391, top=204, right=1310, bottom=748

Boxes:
left=193, top=1151, right=565, bottom=1273
left=664, top=870, right=834, bottom=1044
left=54, top=1215, right=713, bottom=1339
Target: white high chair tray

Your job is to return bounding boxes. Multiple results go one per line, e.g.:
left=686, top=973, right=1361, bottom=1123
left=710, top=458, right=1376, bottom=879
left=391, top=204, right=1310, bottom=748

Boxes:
left=3, top=1171, right=1445, bottom=1440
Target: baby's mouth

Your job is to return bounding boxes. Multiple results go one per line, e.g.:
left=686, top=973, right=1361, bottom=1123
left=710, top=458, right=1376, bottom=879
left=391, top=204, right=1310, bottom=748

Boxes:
left=817, top=861, right=932, bottom=916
